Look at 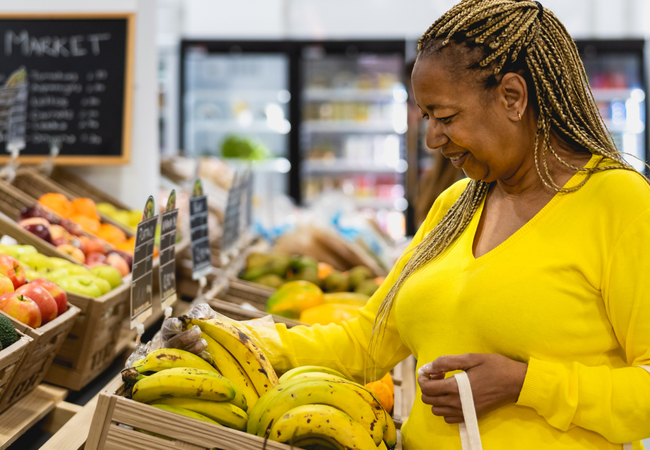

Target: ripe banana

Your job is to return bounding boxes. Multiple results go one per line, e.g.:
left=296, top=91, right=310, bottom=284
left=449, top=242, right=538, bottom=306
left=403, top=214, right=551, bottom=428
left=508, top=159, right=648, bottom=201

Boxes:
left=268, top=404, right=377, bottom=450
left=123, top=348, right=218, bottom=383
left=185, top=318, right=278, bottom=395
left=278, top=365, right=348, bottom=383
left=377, top=440, right=388, bottom=450
left=255, top=377, right=384, bottom=445
left=132, top=369, right=236, bottom=404
left=202, top=333, right=259, bottom=408
left=148, top=367, right=247, bottom=411
left=150, top=397, right=248, bottom=431
left=150, top=404, right=221, bottom=426
left=292, top=437, right=342, bottom=449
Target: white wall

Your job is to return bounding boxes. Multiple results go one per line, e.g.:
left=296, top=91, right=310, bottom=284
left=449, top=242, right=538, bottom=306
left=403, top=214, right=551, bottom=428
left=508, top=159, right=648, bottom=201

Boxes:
left=1, top=0, right=160, bottom=210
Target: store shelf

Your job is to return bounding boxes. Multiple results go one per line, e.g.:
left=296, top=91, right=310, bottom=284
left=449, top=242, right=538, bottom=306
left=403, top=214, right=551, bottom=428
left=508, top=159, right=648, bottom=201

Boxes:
left=188, top=120, right=290, bottom=134
left=303, top=159, right=407, bottom=174
left=302, top=120, right=402, bottom=134
left=303, top=88, right=403, bottom=102
left=185, top=89, right=289, bottom=102
left=591, top=88, right=636, bottom=102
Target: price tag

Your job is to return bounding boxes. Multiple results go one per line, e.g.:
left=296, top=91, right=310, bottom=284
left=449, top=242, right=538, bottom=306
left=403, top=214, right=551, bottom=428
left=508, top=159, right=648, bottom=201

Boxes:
left=130, top=196, right=157, bottom=328
left=159, top=190, right=178, bottom=309
left=245, top=170, right=254, bottom=229
left=221, top=172, right=242, bottom=254
left=190, top=180, right=212, bottom=280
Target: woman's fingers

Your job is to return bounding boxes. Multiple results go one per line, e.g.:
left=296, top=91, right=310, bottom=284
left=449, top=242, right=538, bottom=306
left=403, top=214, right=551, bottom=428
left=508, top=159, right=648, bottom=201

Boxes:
left=430, top=405, right=462, bottom=417
left=421, top=393, right=461, bottom=408
left=419, top=375, right=459, bottom=397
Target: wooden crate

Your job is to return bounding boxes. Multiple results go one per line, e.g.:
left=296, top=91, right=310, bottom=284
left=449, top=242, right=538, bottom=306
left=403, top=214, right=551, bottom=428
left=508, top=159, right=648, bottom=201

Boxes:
left=0, top=329, right=32, bottom=414
left=86, top=376, right=402, bottom=450
left=47, top=166, right=132, bottom=211
left=0, top=216, right=132, bottom=391
left=0, top=304, right=79, bottom=411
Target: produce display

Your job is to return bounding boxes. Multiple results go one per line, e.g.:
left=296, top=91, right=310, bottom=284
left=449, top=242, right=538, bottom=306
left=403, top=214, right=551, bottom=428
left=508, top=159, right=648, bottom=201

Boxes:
left=0, top=253, right=70, bottom=328
left=0, top=244, right=122, bottom=299
left=241, top=252, right=383, bottom=296
left=19, top=203, right=133, bottom=275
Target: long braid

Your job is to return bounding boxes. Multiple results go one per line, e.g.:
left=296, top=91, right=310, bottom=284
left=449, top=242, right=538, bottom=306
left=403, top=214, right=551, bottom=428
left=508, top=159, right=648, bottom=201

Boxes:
left=366, top=0, right=647, bottom=381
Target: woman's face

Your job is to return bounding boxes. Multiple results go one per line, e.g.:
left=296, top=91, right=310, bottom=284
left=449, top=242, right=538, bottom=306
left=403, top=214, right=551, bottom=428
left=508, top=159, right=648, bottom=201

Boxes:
left=411, top=54, right=531, bottom=183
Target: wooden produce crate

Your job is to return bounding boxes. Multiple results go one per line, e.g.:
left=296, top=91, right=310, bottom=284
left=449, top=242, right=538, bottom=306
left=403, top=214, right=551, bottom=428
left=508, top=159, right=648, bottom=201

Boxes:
left=86, top=376, right=402, bottom=450
left=10, top=166, right=135, bottom=237
left=0, top=329, right=32, bottom=414
left=0, top=304, right=79, bottom=411
left=0, top=215, right=132, bottom=391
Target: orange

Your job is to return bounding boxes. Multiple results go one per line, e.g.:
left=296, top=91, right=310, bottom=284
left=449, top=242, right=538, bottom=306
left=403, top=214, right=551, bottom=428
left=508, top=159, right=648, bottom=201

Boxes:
left=318, top=262, right=334, bottom=279
left=39, top=193, right=73, bottom=218
left=381, top=371, right=394, bottom=396
left=69, top=214, right=100, bottom=234
left=96, top=223, right=127, bottom=245
left=71, top=198, right=99, bottom=220
left=366, top=375, right=394, bottom=414
left=115, top=237, right=136, bottom=253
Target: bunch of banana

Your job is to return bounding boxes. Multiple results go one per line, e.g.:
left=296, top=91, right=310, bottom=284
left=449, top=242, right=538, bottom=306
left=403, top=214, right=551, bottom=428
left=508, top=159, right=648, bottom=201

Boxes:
left=122, top=348, right=250, bottom=431
left=182, top=316, right=279, bottom=408
left=248, top=366, right=397, bottom=450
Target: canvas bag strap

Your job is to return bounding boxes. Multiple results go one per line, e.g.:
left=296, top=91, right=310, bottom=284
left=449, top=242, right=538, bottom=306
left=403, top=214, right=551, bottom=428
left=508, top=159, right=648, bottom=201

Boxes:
left=623, top=366, right=650, bottom=450
left=454, top=371, right=483, bottom=450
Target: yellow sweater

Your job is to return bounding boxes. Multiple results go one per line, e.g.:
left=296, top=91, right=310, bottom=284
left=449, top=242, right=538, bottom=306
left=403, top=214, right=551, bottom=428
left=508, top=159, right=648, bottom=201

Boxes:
left=266, top=155, right=650, bottom=449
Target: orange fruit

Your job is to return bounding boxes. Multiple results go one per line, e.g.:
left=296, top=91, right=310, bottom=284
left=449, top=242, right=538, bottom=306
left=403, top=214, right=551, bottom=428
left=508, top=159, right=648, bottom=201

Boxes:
left=39, top=193, right=73, bottom=218
left=115, top=237, right=136, bottom=253
left=69, top=214, right=100, bottom=234
left=96, top=223, right=127, bottom=245
left=366, top=376, right=394, bottom=414
left=71, top=198, right=99, bottom=220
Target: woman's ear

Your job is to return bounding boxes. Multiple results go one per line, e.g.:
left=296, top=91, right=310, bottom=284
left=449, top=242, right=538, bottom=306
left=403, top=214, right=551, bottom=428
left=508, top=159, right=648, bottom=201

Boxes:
left=499, top=72, right=528, bottom=122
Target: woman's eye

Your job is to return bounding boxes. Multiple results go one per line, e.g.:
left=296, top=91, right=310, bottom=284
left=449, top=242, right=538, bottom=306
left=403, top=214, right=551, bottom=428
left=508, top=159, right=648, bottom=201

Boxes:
left=421, top=113, right=429, bottom=120
left=438, top=116, right=453, bottom=124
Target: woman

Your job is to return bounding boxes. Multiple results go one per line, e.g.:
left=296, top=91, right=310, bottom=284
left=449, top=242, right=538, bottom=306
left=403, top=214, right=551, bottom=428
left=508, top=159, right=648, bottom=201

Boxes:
left=176, top=0, right=650, bottom=447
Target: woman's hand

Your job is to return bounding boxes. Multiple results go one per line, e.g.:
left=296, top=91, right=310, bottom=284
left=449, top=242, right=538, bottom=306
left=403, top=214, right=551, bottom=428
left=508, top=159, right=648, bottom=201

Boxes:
left=417, top=353, right=528, bottom=424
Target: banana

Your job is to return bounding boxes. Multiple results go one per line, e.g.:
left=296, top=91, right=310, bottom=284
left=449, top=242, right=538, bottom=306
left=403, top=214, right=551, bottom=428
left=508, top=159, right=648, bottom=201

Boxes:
left=122, top=348, right=218, bottom=382
left=292, top=437, right=343, bottom=449
left=150, top=404, right=221, bottom=426
left=202, top=333, right=259, bottom=408
left=185, top=318, right=278, bottom=395
left=255, top=377, right=384, bottom=446
left=268, top=404, right=377, bottom=450
left=381, top=408, right=397, bottom=450
left=132, top=369, right=236, bottom=404
left=150, top=397, right=248, bottom=431
left=148, top=367, right=247, bottom=411
left=377, top=440, right=388, bottom=450
left=278, top=365, right=349, bottom=383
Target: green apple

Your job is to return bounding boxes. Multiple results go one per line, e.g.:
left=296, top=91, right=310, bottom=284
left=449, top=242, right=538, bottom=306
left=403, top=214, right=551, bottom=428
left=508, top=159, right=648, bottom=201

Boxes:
left=87, top=275, right=111, bottom=295
left=2, top=245, right=38, bottom=259
left=41, top=268, right=70, bottom=283
left=66, top=265, right=92, bottom=277
left=90, top=265, right=122, bottom=289
left=18, top=253, right=52, bottom=271
left=97, top=202, right=117, bottom=216
left=57, top=275, right=102, bottom=298
left=24, top=268, right=41, bottom=281
left=48, top=257, right=76, bottom=269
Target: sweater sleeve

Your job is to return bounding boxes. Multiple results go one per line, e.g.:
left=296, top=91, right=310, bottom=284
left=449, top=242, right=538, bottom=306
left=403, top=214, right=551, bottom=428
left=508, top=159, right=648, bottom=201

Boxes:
left=517, top=209, right=650, bottom=443
left=260, top=179, right=470, bottom=383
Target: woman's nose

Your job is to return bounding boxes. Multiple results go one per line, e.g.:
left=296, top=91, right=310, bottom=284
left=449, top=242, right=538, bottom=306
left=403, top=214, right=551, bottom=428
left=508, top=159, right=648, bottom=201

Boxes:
left=426, top=120, right=448, bottom=150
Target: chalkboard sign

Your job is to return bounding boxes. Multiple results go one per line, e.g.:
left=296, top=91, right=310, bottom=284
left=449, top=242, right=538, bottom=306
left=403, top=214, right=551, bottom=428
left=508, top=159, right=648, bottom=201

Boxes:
left=159, top=191, right=178, bottom=309
left=0, top=14, right=134, bottom=164
left=130, top=196, right=157, bottom=328
left=190, top=180, right=212, bottom=280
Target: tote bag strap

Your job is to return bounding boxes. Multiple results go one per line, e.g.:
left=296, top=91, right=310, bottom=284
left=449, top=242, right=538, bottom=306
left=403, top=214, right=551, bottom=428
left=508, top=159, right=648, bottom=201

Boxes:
left=454, top=371, right=483, bottom=450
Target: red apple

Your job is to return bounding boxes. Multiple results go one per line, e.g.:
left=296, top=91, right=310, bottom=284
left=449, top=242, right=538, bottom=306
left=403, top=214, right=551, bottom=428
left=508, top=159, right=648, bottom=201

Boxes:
left=0, top=274, right=14, bottom=295
left=30, top=278, right=67, bottom=316
left=16, top=283, right=57, bottom=325
left=86, top=252, right=107, bottom=268
left=79, top=236, right=107, bottom=256
left=59, top=219, right=83, bottom=236
left=0, top=254, right=26, bottom=289
left=19, top=218, right=52, bottom=244
left=112, top=250, right=133, bottom=270
left=106, top=252, right=129, bottom=276
left=57, top=244, right=86, bottom=264
left=19, top=205, right=60, bottom=225
left=0, top=292, right=41, bottom=328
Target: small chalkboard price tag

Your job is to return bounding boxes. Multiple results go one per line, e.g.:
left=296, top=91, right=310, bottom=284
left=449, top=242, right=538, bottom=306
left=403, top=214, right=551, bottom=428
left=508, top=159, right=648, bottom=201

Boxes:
left=159, top=190, right=178, bottom=309
left=190, top=180, right=211, bottom=280
left=130, top=196, right=157, bottom=328
left=221, top=173, right=242, bottom=254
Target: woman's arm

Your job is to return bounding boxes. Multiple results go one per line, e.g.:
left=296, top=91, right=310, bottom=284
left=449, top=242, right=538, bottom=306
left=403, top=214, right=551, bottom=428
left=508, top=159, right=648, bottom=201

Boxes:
left=516, top=209, right=650, bottom=443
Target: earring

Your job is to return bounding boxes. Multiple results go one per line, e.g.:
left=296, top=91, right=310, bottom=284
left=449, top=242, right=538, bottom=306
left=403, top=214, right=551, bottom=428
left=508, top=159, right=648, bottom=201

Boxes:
left=518, top=112, right=522, bottom=121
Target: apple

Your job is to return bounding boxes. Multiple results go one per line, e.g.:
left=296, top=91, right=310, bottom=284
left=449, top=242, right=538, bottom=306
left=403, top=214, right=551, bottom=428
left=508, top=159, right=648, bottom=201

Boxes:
left=57, top=244, right=85, bottom=264
left=66, top=265, right=91, bottom=277
left=88, top=275, right=111, bottom=295
left=0, top=254, right=26, bottom=289
left=0, top=292, right=41, bottom=328
left=112, top=250, right=133, bottom=270
left=24, top=268, right=41, bottom=282
left=0, top=245, right=38, bottom=260
left=107, top=252, right=130, bottom=276
left=59, top=219, right=83, bottom=236
left=20, top=205, right=60, bottom=225
left=0, top=274, right=14, bottom=295
left=18, top=253, right=51, bottom=271
left=79, top=237, right=106, bottom=256
left=57, top=276, right=102, bottom=298
left=30, top=278, right=67, bottom=316
left=86, top=252, right=107, bottom=268
left=19, top=218, right=53, bottom=244
left=16, top=283, right=57, bottom=325
left=90, top=265, right=123, bottom=289
left=41, top=268, right=70, bottom=283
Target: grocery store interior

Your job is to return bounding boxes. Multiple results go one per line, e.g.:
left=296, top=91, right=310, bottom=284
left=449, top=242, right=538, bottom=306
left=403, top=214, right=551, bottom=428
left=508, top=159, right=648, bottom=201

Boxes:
left=0, top=0, right=648, bottom=449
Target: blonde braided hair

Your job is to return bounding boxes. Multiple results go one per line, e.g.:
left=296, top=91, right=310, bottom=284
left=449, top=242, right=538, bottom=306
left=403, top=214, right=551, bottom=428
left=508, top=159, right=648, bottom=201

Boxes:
left=365, top=0, right=645, bottom=381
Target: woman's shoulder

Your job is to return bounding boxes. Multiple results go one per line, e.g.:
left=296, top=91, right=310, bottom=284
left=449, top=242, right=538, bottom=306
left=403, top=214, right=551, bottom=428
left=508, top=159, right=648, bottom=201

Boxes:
left=587, top=163, right=650, bottom=212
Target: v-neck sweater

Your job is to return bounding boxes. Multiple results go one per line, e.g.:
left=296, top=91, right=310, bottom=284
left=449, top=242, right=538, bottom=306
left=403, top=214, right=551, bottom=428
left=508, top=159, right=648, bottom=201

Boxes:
left=266, top=155, right=650, bottom=449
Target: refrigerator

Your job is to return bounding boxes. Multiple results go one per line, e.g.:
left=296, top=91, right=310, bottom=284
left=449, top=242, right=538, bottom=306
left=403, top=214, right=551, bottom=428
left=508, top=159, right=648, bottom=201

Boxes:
left=180, top=40, right=410, bottom=239
left=575, top=40, right=647, bottom=172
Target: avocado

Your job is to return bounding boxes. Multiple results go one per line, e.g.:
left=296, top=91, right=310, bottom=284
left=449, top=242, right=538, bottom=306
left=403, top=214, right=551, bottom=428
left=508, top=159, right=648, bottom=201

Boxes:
left=253, top=274, right=285, bottom=289
left=323, top=271, right=350, bottom=293
left=355, top=279, right=379, bottom=297
left=290, top=267, right=321, bottom=287
left=290, top=256, right=319, bottom=272
left=0, top=315, right=18, bottom=349
left=348, top=266, right=373, bottom=290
